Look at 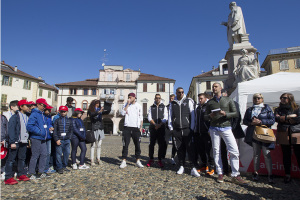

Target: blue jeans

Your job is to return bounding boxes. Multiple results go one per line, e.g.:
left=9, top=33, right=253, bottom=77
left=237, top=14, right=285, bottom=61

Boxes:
left=28, top=138, right=47, bottom=175
left=5, top=143, right=27, bottom=180
left=44, top=139, right=52, bottom=171
left=71, top=137, right=87, bottom=165
left=55, top=140, right=71, bottom=170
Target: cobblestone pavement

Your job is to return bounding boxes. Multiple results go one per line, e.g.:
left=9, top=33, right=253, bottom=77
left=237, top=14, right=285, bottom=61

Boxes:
left=1, top=136, right=300, bottom=199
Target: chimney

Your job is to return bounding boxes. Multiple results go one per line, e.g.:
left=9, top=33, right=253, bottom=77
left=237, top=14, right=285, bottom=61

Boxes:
left=14, top=66, right=18, bottom=72
left=38, top=76, right=43, bottom=80
left=212, top=66, right=215, bottom=70
left=2, top=60, right=5, bottom=64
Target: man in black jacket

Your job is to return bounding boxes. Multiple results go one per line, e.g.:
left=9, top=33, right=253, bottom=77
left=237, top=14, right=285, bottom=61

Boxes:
left=194, top=93, right=214, bottom=175
left=168, top=87, right=200, bottom=177
left=146, top=94, right=168, bottom=168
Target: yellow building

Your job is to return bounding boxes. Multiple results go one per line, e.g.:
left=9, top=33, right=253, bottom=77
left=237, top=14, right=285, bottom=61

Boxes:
left=261, top=46, right=300, bottom=75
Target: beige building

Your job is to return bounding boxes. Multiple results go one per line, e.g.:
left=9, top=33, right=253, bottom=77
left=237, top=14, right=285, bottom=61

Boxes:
left=187, top=59, right=228, bottom=103
left=1, top=61, right=58, bottom=111
left=261, top=46, right=300, bottom=75
left=56, top=65, right=175, bottom=135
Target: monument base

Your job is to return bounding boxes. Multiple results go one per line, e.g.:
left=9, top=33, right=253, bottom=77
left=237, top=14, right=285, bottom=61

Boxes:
left=224, top=41, right=257, bottom=89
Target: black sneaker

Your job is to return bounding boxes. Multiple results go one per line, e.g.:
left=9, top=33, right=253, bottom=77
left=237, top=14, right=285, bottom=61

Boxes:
left=284, top=175, right=291, bottom=183
left=63, top=168, right=70, bottom=172
left=57, top=169, right=64, bottom=174
left=252, top=172, right=259, bottom=181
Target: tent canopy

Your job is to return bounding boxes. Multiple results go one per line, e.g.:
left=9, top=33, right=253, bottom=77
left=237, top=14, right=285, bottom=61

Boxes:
left=230, top=72, right=300, bottom=118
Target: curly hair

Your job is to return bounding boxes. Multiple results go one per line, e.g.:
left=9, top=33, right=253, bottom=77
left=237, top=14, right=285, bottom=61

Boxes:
left=88, top=99, right=101, bottom=113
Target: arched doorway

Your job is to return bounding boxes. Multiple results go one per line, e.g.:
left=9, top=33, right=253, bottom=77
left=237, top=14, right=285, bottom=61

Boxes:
left=103, top=118, right=113, bottom=135
left=119, top=118, right=125, bottom=131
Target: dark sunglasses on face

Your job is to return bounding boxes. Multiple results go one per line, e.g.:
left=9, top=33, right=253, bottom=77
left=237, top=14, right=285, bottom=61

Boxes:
left=280, top=97, right=288, bottom=100
left=60, top=111, right=67, bottom=113
left=253, top=97, right=262, bottom=100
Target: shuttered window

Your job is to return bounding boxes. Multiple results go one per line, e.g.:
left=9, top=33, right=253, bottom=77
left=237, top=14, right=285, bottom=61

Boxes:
left=157, top=83, right=165, bottom=92
left=143, top=103, right=147, bottom=117
left=143, top=83, right=147, bottom=92
left=23, top=80, right=31, bottom=90
left=279, top=60, right=289, bottom=70
left=1, top=94, right=7, bottom=106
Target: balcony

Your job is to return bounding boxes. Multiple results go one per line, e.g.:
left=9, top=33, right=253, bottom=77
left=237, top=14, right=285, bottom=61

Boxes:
left=108, top=94, right=115, bottom=100
left=100, top=94, right=106, bottom=99
left=119, top=95, right=124, bottom=101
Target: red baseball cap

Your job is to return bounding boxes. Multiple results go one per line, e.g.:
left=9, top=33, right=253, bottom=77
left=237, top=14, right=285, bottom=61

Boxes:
left=1, top=145, right=8, bottom=159
left=28, top=101, right=36, bottom=105
left=45, top=105, right=53, bottom=110
left=18, top=100, right=30, bottom=107
left=59, top=106, right=68, bottom=111
left=36, top=98, right=48, bottom=106
left=75, top=108, right=84, bottom=112
left=128, top=93, right=136, bottom=98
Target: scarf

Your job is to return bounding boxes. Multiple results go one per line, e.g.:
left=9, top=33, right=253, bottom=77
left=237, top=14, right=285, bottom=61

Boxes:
left=251, top=103, right=264, bottom=118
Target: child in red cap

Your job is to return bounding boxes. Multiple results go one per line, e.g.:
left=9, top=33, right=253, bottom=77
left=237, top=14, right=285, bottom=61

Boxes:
left=4, top=100, right=31, bottom=185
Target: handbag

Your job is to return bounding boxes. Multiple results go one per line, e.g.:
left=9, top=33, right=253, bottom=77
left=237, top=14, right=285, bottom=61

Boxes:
left=290, top=124, right=300, bottom=144
left=253, top=125, right=276, bottom=143
left=85, top=130, right=96, bottom=144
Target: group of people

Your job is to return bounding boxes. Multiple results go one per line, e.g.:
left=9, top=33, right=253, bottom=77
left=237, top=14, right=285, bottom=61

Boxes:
left=1, top=84, right=300, bottom=186
left=1, top=97, right=106, bottom=185
left=119, top=84, right=300, bottom=186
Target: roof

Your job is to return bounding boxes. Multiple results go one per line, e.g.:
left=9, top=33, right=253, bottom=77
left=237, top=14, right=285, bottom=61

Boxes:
left=137, top=73, right=175, bottom=81
left=55, top=78, right=98, bottom=87
left=1, top=62, right=42, bottom=81
left=268, top=46, right=300, bottom=55
left=194, top=68, right=220, bottom=78
left=39, top=82, right=58, bottom=91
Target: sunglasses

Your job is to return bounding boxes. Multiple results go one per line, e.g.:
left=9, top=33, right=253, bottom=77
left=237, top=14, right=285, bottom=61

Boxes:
left=253, top=97, right=262, bottom=100
left=177, top=91, right=184, bottom=94
left=60, top=111, right=67, bottom=113
left=280, top=97, right=288, bottom=100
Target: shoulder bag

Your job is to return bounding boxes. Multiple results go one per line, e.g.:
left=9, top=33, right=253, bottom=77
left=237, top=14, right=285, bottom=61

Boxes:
left=253, top=125, right=276, bottom=143
left=85, top=130, right=96, bottom=144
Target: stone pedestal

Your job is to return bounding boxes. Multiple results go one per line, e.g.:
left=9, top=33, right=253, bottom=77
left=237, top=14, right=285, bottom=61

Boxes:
left=224, top=37, right=257, bottom=89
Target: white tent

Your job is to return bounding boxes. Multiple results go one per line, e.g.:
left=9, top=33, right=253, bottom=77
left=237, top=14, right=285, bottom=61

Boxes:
left=230, top=72, right=300, bottom=119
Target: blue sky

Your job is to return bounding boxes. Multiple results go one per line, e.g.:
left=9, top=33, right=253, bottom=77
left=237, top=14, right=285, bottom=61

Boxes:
left=2, top=0, right=300, bottom=93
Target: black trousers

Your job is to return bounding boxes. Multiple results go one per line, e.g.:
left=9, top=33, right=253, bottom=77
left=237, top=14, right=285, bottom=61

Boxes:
left=122, top=127, right=141, bottom=160
left=149, top=127, right=166, bottom=160
left=171, top=136, right=177, bottom=158
left=194, top=132, right=214, bottom=169
left=173, top=128, right=196, bottom=167
left=281, top=144, right=300, bottom=175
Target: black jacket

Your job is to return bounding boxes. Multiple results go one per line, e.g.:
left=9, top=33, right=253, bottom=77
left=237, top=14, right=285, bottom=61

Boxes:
left=275, top=105, right=300, bottom=133
left=171, top=98, right=191, bottom=129
left=149, top=103, right=166, bottom=130
left=195, top=103, right=210, bottom=134
left=87, top=110, right=104, bottom=131
left=53, top=116, right=73, bottom=141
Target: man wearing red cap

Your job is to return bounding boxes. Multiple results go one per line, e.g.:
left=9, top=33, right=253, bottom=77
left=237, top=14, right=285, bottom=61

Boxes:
left=4, top=100, right=31, bottom=184
left=120, top=93, right=144, bottom=168
left=27, top=98, right=50, bottom=179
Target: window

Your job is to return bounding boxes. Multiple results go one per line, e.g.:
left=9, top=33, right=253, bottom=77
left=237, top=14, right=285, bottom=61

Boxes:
left=39, top=89, right=43, bottom=97
left=104, top=89, right=110, bottom=94
left=126, top=74, right=131, bottom=82
left=48, top=91, right=51, bottom=98
left=143, top=83, right=147, bottom=92
left=143, top=103, right=147, bottom=117
left=120, top=89, right=123, bottom=95
left=92, top=89, right=96, bottom=95
left=110, top=89, right=115, bottom=94
left=23, top=80, right=31, bottom=90
left=157, top=83, right=165, bottom=92
left=107, top=74, right=112, bottom=81
left=279, top=60, right=289, bottom=70
left=295, top=59, right=300, bottom=69
left=82, top=101, right=88, bottom=110
left=84, top=89, right=88, bottom=95
left=69, top=88, right=77, bottom=95
left=206, top=81, right=211, bottom=90
left=2, top=75, right=12, bottom=86
left=1, top=94, right=7, bottom=106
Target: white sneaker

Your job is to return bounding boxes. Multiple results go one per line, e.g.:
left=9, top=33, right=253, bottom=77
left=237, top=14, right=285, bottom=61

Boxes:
left=191, top=167, right=201, bottom=177
left=1, top=173, right=5, bottom=180
left=72, top=163, right=78, bottom=170
left=79, top=164, right=90, bottom=170
left=136, top=160, right=144, bottom=168
left=171, top=158, right=176, bottom=165
left=177, top=166, right=184, bottom=174
left=120, top=160, right=127, bottom=169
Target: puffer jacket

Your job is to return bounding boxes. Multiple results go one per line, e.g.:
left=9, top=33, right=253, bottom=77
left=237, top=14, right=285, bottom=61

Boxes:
left=204, top=96, right=238, bottom=128
left=27, top=108, right=48, bottom=141
left=72, top=117, right=86, bottom=140
left=53, top=116, right=73, bottom=141
left=44, top=114, right=53, bottom=140
left=243, top=104, right=275, bottom=149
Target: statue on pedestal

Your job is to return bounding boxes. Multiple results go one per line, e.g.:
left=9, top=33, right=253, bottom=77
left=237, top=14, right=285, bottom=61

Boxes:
left=221, top=2, right=247, bottom=47
left=233, top=49, right=259, bottom=86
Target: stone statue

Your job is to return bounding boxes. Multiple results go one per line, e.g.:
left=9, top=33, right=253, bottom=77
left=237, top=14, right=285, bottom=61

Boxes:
left=233, top=49, right=259, bottom=86
left=221, top=2, right=247, bottom=47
